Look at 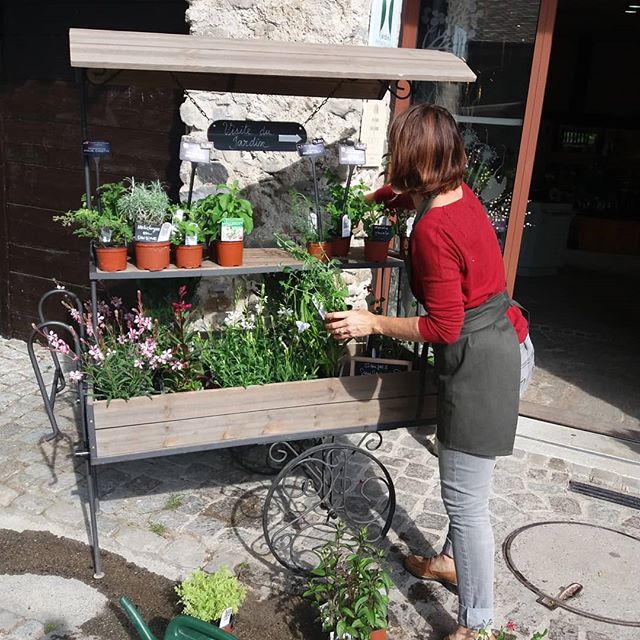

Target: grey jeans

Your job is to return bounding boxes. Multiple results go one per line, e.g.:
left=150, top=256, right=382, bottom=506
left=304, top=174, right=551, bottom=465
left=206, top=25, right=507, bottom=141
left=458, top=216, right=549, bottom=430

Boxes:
left=438, top=335, right=534, bottom=629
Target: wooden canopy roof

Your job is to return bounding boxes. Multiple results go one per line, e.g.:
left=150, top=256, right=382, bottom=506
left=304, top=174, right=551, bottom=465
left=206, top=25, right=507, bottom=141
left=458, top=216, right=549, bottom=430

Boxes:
left=69, top=28, right=476, bottom=100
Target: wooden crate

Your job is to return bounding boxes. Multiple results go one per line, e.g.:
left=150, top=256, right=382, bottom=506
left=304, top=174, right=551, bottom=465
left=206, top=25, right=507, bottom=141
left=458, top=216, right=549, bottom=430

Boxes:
left=88, top=371, right=437, bottom=463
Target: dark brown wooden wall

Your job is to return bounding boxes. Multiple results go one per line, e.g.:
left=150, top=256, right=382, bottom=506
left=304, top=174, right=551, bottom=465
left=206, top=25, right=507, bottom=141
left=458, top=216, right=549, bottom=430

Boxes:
left=0, top=1, right=187, bottom=338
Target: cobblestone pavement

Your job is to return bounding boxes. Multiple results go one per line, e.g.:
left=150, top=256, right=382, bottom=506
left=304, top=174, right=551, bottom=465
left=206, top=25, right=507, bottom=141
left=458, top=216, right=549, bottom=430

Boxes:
left=1, top=336, right=639, bottom=639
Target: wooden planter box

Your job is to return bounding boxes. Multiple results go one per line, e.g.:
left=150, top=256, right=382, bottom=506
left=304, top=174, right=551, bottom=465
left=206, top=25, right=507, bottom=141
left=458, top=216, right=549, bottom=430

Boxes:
left=87, top=371, right=436, bottom=464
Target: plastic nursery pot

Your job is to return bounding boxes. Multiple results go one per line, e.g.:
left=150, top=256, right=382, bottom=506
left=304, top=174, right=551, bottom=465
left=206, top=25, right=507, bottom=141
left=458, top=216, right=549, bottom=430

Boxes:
left=306, top=241, right=332, bottom=263
left=95, top=246, right=128, bottom=272
left=134, top=241, right=171, bottom=271
left=370, top=630, right=387, bottom=640
left=364, top=238, right=391, bottom=263
left=175, top=244, right=204, bottom=269
left=215, top=240, right=244, bottom=267
left=330, top=235, right=351, bottom=258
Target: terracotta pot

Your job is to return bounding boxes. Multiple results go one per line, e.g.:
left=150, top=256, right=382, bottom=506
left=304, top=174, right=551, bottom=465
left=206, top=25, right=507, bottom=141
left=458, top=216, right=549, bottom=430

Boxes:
left=95, top=246, right=128, bottom=272
left=134, top=241, right=171, bottom=271
left=216, top=240, right=244, bottom=267
left=175, top=244, right=204, bottom=269
left=330, top=235, right=351, bottom=258
left=364, top=239, right=390, bottom=263
left=370, top=630, right=387, bottom=640
left=306, top=241, right=332, bottom=263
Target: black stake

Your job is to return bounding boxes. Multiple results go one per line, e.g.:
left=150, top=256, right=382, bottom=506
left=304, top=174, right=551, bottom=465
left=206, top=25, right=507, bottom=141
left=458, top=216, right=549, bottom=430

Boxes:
left=310, top=158, right=323, bottom=240
left=341, top=164, right=356, bottom=216
left=187, top=162, right=197, bottom=208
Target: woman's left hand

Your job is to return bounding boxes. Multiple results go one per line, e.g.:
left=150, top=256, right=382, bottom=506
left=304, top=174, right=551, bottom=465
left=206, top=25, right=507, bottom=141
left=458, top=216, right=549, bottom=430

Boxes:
left=325, top=310, right=378, bottom=340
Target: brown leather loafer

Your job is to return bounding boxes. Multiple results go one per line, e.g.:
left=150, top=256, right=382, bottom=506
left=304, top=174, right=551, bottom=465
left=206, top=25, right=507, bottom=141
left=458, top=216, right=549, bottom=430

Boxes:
left=403, top=554, right=458, bottom=586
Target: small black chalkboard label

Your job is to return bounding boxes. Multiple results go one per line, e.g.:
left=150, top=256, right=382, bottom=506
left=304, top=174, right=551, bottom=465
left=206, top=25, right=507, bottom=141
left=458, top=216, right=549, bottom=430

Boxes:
left=208, top=120, right=307, bottom=152
left=371, top=225, right=393, bottom=242
left=134, top=223, right=162, bottom=243
left=82, top=140, right=112, bottom=157
left=350, top=357, right=412, bottom=376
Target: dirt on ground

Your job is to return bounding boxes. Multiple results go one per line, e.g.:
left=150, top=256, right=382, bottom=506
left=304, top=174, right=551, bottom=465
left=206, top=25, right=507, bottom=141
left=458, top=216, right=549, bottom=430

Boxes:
left=0, top=529, right=323, bottom=640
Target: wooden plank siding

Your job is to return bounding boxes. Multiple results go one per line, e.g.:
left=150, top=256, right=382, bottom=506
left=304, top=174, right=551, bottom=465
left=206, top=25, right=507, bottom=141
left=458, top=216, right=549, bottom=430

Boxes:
left=91, top=372, right=438, bottom=461
left=0, top=1, right=187, bottom=338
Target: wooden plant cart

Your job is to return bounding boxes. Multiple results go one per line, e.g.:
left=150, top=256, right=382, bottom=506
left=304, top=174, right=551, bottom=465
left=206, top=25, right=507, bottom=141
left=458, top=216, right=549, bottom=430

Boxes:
left=29, top=28, right=475, bottom=578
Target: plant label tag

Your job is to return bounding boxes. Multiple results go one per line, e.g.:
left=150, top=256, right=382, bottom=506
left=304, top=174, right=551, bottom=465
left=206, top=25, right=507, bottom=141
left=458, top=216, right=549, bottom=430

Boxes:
left=179, top=137, right=214, bottom=163
left=309, top=212, right=318, bottom=232
left=134, top=223, right=162, bottom=242
left=100, top=227, right=112, bottom=244
left=312, top=295, right=327, bottom=320
left=158, top=222, right=173, bottom=242
left=82, top=140, right=112, bottom=157
left=220, top=218, right=244, bottom=242
left=405, top=215, right=415, bottom=237
left=219, top=608, right=233, bottom=629
left=341, top=215, right=351, bottom=238
left=329, top=633, right=335, bottom=640
left=377, top=215, right=390, bottom=226
left=371, top=224, right=393, bottom=242
left=173, top=208, right=185, bottom=222
left=185, top=234, right=198, bottom=246
left=338, top=142, right=367, bottom=165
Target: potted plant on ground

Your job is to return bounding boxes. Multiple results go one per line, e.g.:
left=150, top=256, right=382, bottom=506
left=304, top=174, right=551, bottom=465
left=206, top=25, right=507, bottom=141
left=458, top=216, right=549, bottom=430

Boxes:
left=175, top=567, right=247, bottom=633
left=290, top=190, right=332, bottom=263
left=54, top=181, right=132, bottom=272
left=194, top=182, right=254, bottom=267
left=117, top=178, right=171, bottom=271
left=362, top=205, right=394, bottom=263
left=171, top=208, right=205, bottom=269
left=304, top=523, right=392, bottom=640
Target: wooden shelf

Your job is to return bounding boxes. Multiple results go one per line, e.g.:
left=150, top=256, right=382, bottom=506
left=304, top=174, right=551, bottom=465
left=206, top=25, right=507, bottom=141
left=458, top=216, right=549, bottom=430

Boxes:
left=90, top=246, right=404, bottom=280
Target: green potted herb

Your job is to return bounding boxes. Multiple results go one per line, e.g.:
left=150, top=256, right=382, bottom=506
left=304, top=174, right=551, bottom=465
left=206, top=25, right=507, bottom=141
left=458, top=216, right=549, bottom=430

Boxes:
left=54, top=181, right=132, bottom=272
left=171, top=208, right=205, bottom=269
left=193, top=182, right=254, bottom=267
left=304, top=524, right=392, bottom=640
left=362, top=202, right=394, bottom=263
left=326, top=178, right=370, bottom=258
left=117, top=178, right=171, bottom=271
left=290, top=189, right=332, bottom=263
left=175, top=567, right=247, bottom=633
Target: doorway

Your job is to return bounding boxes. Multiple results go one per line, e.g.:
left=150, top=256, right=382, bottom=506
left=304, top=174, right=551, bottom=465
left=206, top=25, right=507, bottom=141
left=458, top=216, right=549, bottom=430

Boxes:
left=513, top=0, right=640, bottom=441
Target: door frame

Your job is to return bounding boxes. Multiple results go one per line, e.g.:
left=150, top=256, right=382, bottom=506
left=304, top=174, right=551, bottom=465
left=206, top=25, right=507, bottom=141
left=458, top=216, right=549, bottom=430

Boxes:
left=397, top=0, right=559, bottom=294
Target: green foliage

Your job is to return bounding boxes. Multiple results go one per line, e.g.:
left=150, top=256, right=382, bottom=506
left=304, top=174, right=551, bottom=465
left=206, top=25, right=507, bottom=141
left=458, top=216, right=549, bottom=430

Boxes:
left=171, top=209, right=205, bottom=246
left=117, top=178, right=170, bottom=225
left=479, top=624, right=549, bottom=639
left=43, top=622, right=58, bottom=634
left=289, top=190, right=332, bottom=243
left=304, top=524, right=392, bottom=640
left=325, top=175, right=380, bottom=236
left=149, top=522, right=168, bottom=536
left=361, top=204, right=393, bottom=238
left=163, top=494, right=183, bottom=510
left=54, top=181, right=133, bottom=246
left=175, top=567, right=247, bottom=624
left=192, top=182, right=254, bottom=240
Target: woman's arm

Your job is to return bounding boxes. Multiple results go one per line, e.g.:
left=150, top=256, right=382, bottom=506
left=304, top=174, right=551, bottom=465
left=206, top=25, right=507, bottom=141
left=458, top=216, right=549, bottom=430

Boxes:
left=324, top=310, right=424, bottom=342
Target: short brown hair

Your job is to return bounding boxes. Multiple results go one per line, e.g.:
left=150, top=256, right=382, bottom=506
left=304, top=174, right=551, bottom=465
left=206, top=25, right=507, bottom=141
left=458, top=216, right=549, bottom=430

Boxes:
left=387, top=103, right=466, bottom=197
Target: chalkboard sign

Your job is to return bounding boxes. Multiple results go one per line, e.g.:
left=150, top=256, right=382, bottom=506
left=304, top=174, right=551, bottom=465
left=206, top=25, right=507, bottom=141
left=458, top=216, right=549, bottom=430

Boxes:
left=371, top=224, right=393, bottom=242
left=350, top=357, right=412, bottom=376
left=82, top=140, right=112, bottom=157
left=208, top=120, right=307, bottom=152
left=134, top=223, right=162, bottom=243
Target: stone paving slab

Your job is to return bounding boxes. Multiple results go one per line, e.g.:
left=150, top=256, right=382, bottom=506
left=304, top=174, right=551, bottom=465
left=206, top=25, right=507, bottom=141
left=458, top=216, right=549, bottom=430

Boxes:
left=1, top=336, right=640, bottom=639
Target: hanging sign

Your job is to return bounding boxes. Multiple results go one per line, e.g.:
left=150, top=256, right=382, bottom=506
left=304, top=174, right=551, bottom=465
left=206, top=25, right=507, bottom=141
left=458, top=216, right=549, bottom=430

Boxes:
left=208, top=120, right=307, bottom=152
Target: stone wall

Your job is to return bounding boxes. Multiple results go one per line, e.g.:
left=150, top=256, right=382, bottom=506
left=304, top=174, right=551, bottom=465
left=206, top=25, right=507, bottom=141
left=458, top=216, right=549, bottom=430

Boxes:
left=181, top=0, right=388, bottom=321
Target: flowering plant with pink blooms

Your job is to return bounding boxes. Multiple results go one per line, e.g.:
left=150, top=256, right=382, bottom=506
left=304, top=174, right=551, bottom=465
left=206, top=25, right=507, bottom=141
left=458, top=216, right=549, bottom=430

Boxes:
left=478, top=622, right=548, bottom=639
left=38, top=288, right=205, bottom=403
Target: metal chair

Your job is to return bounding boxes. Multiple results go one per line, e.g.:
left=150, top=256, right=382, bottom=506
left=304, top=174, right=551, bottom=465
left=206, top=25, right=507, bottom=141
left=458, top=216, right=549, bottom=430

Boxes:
left=120, top=596, right=237, bottom=640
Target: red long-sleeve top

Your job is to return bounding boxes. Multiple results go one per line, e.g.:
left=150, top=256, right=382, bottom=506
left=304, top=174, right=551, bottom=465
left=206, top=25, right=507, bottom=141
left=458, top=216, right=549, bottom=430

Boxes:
left=372, top=183, right=528, bottom=345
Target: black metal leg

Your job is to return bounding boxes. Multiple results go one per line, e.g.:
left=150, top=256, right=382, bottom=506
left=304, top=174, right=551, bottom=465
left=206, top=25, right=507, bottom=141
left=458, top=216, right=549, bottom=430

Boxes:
left=92, top=468, right=101, bottom=515
left=91, top=281, right=98, bottom=337
left=85, top=458, right=104, bottom=579
left=28, top=335, right=62, bottom=441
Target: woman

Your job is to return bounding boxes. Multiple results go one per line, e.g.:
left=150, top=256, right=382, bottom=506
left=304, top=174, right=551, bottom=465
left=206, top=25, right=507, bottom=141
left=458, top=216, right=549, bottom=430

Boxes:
left=325, top=103, right=534, bottom=640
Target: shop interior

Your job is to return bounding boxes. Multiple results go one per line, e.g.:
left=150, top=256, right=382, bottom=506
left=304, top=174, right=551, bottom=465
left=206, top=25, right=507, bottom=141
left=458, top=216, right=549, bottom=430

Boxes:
left=514, top=0, right=640, bottom=441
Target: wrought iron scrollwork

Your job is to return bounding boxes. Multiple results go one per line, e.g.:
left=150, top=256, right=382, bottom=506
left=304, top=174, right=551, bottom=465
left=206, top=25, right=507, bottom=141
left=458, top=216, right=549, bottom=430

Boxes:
left=262, top=443, right=396, bottom=574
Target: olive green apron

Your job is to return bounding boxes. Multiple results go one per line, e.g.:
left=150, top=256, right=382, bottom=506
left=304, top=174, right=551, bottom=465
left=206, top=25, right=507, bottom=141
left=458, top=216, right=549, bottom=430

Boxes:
left=406, top=198, right=521, bottom=457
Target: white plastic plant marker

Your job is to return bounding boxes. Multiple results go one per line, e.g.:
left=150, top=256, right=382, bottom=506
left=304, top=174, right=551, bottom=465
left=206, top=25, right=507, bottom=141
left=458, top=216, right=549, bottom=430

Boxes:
left=185, top=234, right=198, bottom=246
left=220, top=218, right=244, bottom=242
left=100, top=228, right=112, bottom=243
left=158, top=222, right=173, bottom=242
left=341, top=215, right=352, bottom=238
left=406, top=215, right=415, bottom=237
left=219, top=607, right=233, bottom=629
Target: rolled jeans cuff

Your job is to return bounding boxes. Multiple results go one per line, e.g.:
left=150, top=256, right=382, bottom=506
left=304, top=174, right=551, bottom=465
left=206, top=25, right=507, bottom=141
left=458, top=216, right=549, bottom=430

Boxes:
left=458, top=605, right=494, bottom=630
left=442, top=537, right=453, bottom=557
